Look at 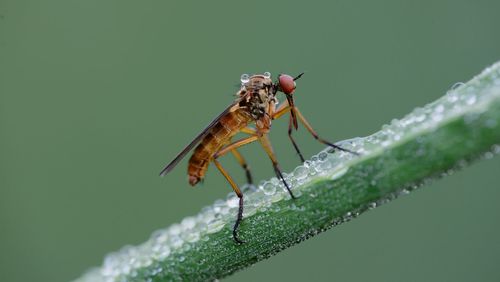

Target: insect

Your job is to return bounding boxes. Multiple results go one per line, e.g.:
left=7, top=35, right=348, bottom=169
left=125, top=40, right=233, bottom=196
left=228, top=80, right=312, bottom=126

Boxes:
left=160, top=72, right=358, bottom=243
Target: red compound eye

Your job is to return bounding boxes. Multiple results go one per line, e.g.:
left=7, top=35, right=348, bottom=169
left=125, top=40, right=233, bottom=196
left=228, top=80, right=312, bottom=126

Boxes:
left=278, top=74, right=296, bottom=95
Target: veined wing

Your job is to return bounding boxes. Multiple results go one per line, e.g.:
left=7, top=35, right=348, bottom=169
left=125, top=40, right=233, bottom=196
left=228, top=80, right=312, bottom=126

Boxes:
left=159, top=100, right=241, bottom=176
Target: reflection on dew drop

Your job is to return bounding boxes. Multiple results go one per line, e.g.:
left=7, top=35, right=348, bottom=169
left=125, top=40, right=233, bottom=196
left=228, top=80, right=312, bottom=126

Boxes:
left=465, top=94, right=477, bottom=105
left=240, top=73, right=249, bottom=83
left=330, top=166, right=349, bottom=180
left=263, top=71, right=271, bottom=78
left=450, top=82, right=465, bottom=90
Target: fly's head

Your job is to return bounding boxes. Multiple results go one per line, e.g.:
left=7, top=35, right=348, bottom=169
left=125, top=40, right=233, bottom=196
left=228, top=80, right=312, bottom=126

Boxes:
left=275, top=72, right=304, bottom=110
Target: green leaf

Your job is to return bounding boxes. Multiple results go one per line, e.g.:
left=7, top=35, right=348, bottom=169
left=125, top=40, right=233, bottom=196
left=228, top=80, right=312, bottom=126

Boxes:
left=75, top=61, right=500, bottom=282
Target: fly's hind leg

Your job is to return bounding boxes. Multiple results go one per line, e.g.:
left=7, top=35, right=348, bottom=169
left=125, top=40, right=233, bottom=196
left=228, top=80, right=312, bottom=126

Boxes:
left=213, top=135, right=259, bottom=244
left=213, top=159, right=246, bottom=244
left=231, top=127, right=258, bottom=185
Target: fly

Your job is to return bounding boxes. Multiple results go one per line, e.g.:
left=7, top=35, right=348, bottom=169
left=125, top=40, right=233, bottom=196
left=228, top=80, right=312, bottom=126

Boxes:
left=160, top=72, right=358, bottom=244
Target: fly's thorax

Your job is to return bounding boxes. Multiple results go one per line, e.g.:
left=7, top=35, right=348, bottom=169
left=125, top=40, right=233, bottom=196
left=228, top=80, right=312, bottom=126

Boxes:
left=239, top=75, right=276, bottom=120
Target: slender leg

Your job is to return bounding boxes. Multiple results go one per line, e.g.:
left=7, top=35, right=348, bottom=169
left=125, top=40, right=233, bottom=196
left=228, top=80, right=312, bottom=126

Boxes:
left=213, top=159, right=245, bottom=244
left=212, top=134, right=259, bottom=244
left=214, top=135, right=259, bottom=158
left=272, top=101, right=305, bottom=162
left=231, top=149, right=253, bottom=184
left=287, top=114, right=305, bottom=163
left=230, top=127, right=257, bottom=184
left=293, top=106, right=359, bottom=155
left=241, top=126, right=257, bottom=135
left=258, top=134, right=296, bottom=199
left=272, top=101, right=291, bottom=120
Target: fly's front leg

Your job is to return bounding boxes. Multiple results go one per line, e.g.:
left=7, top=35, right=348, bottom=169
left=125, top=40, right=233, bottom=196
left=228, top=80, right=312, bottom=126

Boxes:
left=272, top=100, right=306, bottom=163
left=287, top=114, right=305, bottom=163
left=271, top=100, right=291, bottom=120
left=213, top=135, right=259, bottom=244
left=293, top=106, right=360, bottom=155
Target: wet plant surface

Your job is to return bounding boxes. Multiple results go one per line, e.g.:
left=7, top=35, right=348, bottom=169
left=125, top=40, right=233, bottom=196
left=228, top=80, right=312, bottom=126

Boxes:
left=75, top=62, right=500, bottom=282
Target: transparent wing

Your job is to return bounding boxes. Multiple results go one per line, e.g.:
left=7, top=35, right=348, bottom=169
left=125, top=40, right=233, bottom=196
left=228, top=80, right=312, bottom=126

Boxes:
left=159, top=100, right=241, bottom=176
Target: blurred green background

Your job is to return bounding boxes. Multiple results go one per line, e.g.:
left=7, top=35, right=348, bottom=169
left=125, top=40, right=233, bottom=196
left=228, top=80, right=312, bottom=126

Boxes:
left=1, top=1, right=500, bottom=281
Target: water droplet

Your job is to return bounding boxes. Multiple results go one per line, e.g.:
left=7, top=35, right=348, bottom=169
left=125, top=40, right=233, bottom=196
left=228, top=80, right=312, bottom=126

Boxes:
left=181, top=243, right=191, bottom=252
left=484, top=151, right=494, bottom=159
left=318, top=160, right=332, bottom=171
left=434, top=104, right=444, bottom=113
left=414, top=110, right=426, bottom=122
left=168, top=224, right=182, bottom=236
left=168, top=235, right=183, bottom=249
left=492, top=144, right=500, bottom=154
left=446, top=90, right=459, bottom=103
left=261, top=181, right=276, bottom=196
left=153, top=244, right=171, bottom=260
left=431, top=112, right=443, bottom=122
left=464, top=94, right=477, bottom=105
left=226, top=196, right=239, bottom=208
left=240, top=73, right=249, bottom=84
left=263, top=71, right=271, bottom=78
left=206, top=219, right=225, bottom=234
left=184, top=231, right=201, bottom=243
left=270, top=191, right=285, bottom=202
left=293, top=166, right=308, bottom=182
left=150, top=229, right=169, bottom=244
left=292, top=189, right=302, bottom=198
left=318, top=151, right=328, bottom=161
left=181, top=217, right=196, bottom=230
left=241, top=183, right=257, bottom=192
left=242, top=204, right=257, bottom=217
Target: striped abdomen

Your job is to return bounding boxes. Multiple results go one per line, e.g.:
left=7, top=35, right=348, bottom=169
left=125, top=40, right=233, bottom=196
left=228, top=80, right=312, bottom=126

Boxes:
left=188, top=109, right=251, bottom=185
